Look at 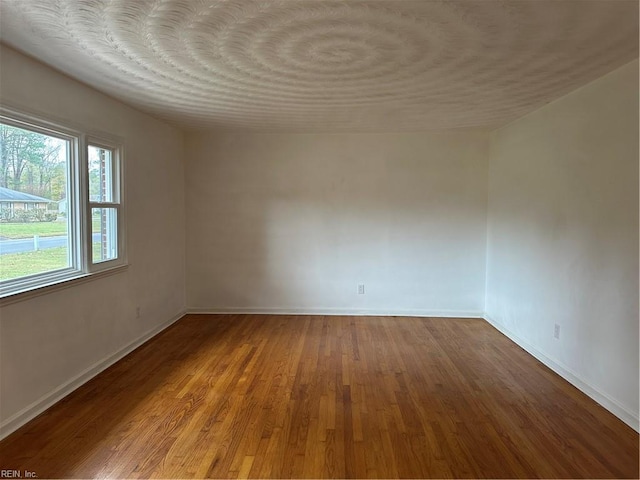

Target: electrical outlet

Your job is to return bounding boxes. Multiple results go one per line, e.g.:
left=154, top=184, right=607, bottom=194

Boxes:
left=136, top=306, right=141, bottom=319
left=554, top=324, right=560, bottom=339
left=358, top=284, right=365, bottom=295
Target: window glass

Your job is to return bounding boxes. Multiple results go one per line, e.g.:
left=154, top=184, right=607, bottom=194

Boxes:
left=88, top=145, right=114, bottom=202
left=91, top=207, right=118, bottom=263
left=0, top=122, right=71, bottom=282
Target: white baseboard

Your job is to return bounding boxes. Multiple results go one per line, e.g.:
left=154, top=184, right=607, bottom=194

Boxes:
left=483, top=313, right=639, bottom=432
left=0, top=309, right=187, bottom=440
left=187, top=306, right=484, bottom=318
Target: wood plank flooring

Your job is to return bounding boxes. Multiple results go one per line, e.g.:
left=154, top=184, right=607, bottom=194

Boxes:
left=0, top=314, right=637, bottom=478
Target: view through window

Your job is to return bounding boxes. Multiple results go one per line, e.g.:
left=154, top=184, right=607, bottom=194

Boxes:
left=0, top=111, right=125, bottom=297
left=0, top=122, right=71, bottom=281
left=88, top=145, right=118, bottom=263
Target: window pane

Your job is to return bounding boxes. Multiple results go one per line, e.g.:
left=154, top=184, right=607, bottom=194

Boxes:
left=88, top=145, right=114, bottom=202
left=0, top=123, right=71, bottom=281
left=92, top=207, right=117, bottom=263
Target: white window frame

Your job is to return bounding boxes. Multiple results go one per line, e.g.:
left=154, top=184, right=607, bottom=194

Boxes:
left=85, top=137, right=125, bottom=273
left=0, top=107, right=126, bottom=301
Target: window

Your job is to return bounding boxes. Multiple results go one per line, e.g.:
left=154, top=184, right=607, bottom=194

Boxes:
left=88, top=143, right=121, bottom=265
left=0, top=109, right=125, bottom=299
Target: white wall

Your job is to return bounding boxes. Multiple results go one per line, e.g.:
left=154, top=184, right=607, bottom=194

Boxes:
left=186, top=132, right=489, bottom=316
left=0, top=46, right=186, bottom=436
left=485, top=60, right=639, bottom=428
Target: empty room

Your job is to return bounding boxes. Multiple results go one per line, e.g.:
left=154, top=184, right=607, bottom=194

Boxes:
left=0, top=0, right=638, bottom=478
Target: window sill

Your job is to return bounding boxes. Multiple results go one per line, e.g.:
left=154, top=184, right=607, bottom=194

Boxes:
left=0, top=264, right=129, bottom=307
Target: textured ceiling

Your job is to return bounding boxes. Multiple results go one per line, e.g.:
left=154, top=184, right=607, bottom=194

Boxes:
left=0, top=0, right=638, bottom=132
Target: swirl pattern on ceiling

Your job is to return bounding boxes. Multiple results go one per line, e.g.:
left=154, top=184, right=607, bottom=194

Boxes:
left=0, top=0, right=638, bottom=131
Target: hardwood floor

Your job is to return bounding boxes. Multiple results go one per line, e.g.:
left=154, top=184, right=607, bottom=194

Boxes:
left=0, top=314, right=637, bottom=478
